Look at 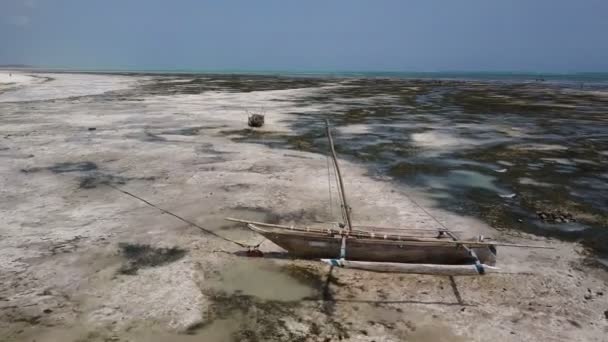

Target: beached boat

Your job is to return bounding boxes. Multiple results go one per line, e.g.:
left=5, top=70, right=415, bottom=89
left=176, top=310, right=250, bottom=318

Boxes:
left=244, top=221, right=497, bottom=265
left=228, top=120, right=550, bottom=274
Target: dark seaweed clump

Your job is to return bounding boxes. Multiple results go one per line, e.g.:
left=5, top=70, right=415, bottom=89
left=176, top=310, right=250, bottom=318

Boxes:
left=21, top=160, right=155, bottom=189
left=79, top=173, right=129, bottom=189
left=118, top=243, right=187, bottom=275
left=48, top=161, right=99, bottom=173
left=21, top=161, right=99, bottom=174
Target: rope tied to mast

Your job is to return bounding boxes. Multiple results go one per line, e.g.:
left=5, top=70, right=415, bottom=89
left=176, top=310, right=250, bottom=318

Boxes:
left=399, top=189, right=485, bottom=270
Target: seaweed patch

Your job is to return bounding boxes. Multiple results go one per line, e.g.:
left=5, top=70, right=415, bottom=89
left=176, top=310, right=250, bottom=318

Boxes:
left=117, top=243, right=187, bottom=275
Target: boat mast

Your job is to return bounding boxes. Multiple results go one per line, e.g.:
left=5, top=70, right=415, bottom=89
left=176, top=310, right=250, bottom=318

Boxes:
left=325, top=119, right=353, bottom=233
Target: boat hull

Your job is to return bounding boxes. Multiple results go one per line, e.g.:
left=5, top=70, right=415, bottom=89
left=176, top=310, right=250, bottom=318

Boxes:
left=249, top=224, right=496, bottom=265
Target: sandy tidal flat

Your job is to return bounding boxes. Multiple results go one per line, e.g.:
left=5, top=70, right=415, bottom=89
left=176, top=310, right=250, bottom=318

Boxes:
left=0, top=71, right=607, bottom=341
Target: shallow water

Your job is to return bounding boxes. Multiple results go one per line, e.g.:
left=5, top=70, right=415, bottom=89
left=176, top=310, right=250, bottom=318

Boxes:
left=207, top=259, right=317, bottom=301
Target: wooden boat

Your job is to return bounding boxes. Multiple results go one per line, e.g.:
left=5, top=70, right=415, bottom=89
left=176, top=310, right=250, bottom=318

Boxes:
left=227, top=120, right=551, bottom=274
left=244, top=222, right=497, bottom=265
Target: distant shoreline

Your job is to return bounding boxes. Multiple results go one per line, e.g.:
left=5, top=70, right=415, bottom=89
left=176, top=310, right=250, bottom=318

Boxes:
left=2, top=67, right=608, bottom=84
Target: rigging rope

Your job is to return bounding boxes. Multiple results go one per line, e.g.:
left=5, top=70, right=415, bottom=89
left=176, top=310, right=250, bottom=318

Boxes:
left=401, top=191, right=453, bottom=234
left=368, top=164, right=454, bottom=235
left=396, top=182, right=484, bottom=272
left=107, top=184, right=264, bottom=250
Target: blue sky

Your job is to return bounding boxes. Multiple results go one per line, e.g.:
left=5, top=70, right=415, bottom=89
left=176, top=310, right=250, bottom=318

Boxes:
left=1, top=0, right=607, bottom=72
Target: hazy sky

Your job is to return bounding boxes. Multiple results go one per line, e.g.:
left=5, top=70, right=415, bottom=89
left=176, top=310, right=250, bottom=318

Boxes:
left=2, top=0, right=607, bottom=72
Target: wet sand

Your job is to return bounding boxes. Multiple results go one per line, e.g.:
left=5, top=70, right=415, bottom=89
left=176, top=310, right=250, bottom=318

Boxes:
left=0, top=71, right=607, bottom=341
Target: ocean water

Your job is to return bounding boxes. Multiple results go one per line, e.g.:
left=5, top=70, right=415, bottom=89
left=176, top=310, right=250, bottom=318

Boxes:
left=13, top=67, right=608, bottom=86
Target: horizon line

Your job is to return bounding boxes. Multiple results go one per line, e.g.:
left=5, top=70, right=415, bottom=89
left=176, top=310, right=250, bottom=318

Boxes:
left=1, top=65, right=608, bottom=76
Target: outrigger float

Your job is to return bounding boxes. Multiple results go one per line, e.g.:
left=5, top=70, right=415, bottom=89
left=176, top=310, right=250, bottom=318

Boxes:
left=227, top=120, right=552, bottom=275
